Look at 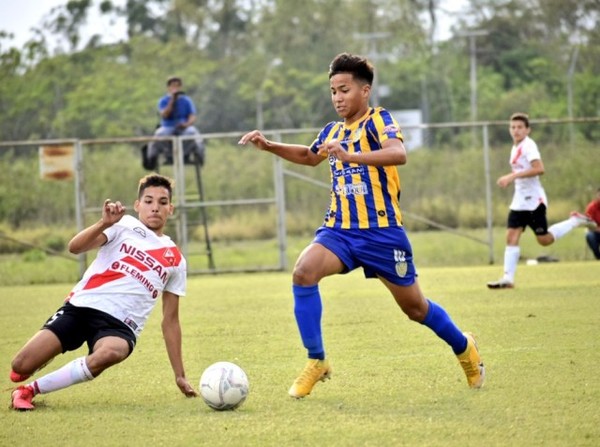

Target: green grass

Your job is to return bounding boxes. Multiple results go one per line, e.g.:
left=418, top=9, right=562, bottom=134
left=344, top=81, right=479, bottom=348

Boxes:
left=1, top=262, right=599, bottom=446
left=0, top=226, right=595, bottom=285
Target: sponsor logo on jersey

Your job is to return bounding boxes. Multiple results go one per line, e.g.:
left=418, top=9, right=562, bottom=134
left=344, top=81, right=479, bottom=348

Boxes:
left=335, top=182, right=368, bottom=196
left=119, top=243, right=173, bottom=282
left=163, top=248, right=176, bottom=266
left=383, top=124, right=400, bottom=134
left=124, top=316, right=139, bottom=332
left=340, top=127, right=363, bottom=144
left=83, top=243, right=181, bottom=293
left=334, top=166, right=364, bottom=177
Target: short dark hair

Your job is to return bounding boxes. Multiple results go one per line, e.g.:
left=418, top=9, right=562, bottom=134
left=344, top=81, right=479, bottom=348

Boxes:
left=138, top=174, right=174, bottom=200
left=328, top=53, right=374, bottom=86
left=510, top=112, right=530, bottom=128
left=166, top=76, right=182, bottom=86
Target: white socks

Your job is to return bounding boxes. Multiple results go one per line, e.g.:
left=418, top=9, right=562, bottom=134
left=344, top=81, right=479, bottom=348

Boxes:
left=548, top=216, right=580, bottom=241
left=500, top=216, right=581, bottom=284
left=32, top=357, right=94, bottom=395
left=503, top=246, right=520, bottom=282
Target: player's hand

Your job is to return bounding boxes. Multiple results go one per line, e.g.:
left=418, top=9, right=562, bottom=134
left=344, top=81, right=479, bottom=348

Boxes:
left=497, top=174, right=514, bottom=188
left=238, top=130, right=269, bottom=150
left=102, top=199, right=126, bottom=225
left=176, top=376, right=198, bottom=397
left=317, top=139, right=349, bottom=161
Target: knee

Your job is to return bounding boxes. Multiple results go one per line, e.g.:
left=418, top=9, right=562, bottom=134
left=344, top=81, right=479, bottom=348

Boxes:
left=397, top=297, right=429, bottom=322
left=102, top=347, right=127, bottom=365
left=154, top=126, right=171, bottom=136
left=88, top=348, right=127, bottom=374
left=405, top=305, right=428, bottom=322
left=11, top=355, right=27, bottom=374
left=10, top=351, right=45, bottom=376
left=292, top=264, right=317, bottom=286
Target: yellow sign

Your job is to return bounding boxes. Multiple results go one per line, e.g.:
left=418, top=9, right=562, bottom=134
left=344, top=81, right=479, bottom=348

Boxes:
left=39, top=145, right=75, bottom=181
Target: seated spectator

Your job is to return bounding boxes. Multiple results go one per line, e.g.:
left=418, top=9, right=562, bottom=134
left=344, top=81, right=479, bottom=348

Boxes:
left=147, top=76, right=204, bottom=167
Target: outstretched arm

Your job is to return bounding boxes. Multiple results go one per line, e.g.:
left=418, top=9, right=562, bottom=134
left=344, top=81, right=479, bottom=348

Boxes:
left=161, top=291, right=197, bottom=397
left=68, top=199, right=125, bottom=254
left=238, top=130, right=325, bottom=166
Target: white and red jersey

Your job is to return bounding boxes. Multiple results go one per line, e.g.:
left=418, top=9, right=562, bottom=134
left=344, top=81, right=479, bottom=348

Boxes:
left=508, top=136, right=548, bottom=211
left=67, top=215, right=186, bottom=337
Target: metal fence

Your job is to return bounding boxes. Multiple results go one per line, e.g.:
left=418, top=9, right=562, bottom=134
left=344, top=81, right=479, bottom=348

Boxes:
left=1, top=116, right=598, bottom=276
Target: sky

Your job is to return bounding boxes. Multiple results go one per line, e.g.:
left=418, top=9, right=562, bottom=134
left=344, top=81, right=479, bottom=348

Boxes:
left=0, top=0, right=466, bottom=50
left=0, top=0, right=127, bottom=49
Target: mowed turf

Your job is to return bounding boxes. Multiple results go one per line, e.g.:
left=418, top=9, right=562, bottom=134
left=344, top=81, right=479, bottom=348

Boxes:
left=1, top=262, right=599, bottom=446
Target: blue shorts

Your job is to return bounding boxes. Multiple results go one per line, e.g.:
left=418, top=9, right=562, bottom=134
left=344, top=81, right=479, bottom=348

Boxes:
left=312, top=226, right=416, bottom=286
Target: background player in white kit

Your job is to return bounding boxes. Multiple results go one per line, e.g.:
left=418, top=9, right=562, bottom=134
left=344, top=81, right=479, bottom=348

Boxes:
left=487, top=113, right=593, bottom=289
left=10, top=174, right=197, bottom=411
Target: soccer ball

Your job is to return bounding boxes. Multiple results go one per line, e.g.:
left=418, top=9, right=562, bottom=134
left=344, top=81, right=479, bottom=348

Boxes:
left=199, top=361, right=249, bottom=411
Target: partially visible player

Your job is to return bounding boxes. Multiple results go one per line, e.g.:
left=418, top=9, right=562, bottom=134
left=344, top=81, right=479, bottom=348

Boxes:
left=9, top=173, right=197, bottom=411
left=487, top=113, right=593, bottom=289
left=584, top=187, right=600, bottom=260
left=239, top=52, right=484, bottom=398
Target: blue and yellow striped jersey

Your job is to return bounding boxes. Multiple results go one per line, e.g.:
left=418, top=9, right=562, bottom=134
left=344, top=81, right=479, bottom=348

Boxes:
left=309, top=107, right=404, bottom=229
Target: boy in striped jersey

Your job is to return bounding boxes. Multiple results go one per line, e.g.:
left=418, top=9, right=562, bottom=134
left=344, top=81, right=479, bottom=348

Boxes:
left=239, top=53, right=484, bottom=398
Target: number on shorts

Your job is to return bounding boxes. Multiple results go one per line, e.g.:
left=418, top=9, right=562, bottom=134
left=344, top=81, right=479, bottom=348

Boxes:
left=46, top=310, right=64, bottom=325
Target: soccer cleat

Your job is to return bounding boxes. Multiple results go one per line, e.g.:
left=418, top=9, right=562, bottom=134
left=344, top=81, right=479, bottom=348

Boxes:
left=288, top=358, right=332, bottom=398
left=11, top=385, right=35, bottom=411
left=10, top=370, right=31, bottom=383
left=487, top=278, right=514, bottom=289
left=457, top=332, right=485, bottom=389
left=570, top=211, right=595, bottom=228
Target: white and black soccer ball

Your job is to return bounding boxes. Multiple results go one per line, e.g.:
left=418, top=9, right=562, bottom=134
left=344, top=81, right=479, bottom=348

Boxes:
left=199, top=361, right=249, bottom=411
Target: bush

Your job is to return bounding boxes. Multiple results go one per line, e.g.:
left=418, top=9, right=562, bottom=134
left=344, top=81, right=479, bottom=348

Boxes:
left=22, top=249, right=47, bottom=262
left=0, top=225, right=74, bottom=254
left=45, top=235, right=67, bottom=252
left=1, top=136, right=597, bottom=241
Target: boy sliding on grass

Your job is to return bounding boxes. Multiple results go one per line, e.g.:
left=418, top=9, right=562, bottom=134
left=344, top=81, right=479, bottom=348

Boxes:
left=10, top=174, right=197, bottom=411
left=239, top=53, right=485, bottom=398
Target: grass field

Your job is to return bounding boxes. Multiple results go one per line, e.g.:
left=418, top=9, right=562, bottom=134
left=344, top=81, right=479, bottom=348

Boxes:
left=1, top=262, right=599, bottom=446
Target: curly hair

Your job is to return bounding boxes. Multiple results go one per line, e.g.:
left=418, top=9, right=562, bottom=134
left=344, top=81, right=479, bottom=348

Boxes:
left=328, top=52, right=374, bottom=86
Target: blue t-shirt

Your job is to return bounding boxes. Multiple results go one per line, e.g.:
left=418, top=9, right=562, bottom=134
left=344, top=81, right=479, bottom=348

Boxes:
left=158, top=95, right=197, bottom=127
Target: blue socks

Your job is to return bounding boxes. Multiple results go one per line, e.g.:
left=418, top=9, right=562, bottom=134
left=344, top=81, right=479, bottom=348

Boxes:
left=421, top=299, right=468, bottom=354
left=292, top=287, right=466, bottom=358
left=293, top=284, right=325, bottom=360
